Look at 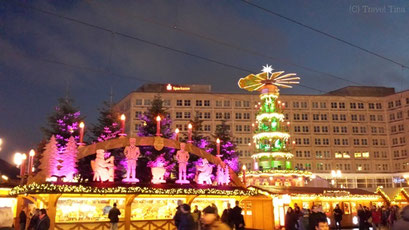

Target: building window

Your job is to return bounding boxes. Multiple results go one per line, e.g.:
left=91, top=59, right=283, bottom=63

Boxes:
left=135, top=111, right=142, bottom=119
left=334, top=139, right=341, bottom=145
left=332, top=114, right=339, bottom=121
left=313, top=126, right=320, bottom=133
left=215, top=112, right=222, bottom=119
left=359, top=115, right=365, bottom=121
left=333, top=127, right=340, bottom=133
left=235, top=101, right=242, bottom=107
left=313, top=114, right=319, bottom=120
left=377, top=115, right=383, bottom=121
left=144, top=99, right=151, bottom=106
left=369, top=103, right=375, bottom=109
left=352, top=127, right=358, bottom=133
left=294, top=126, right=301, bottom=132
left=184, top=112, right=191, bottom=119
left=204, top=100, right=210, bottom=107
left=360, top=127, right=366, bottom=133
left=388, top=101, right=394, bottom=108
left=204, top=112, right=211, bottom=119
left=176, top=112, right=182, bottom=119
left=176, top=100, right=183, bottom=106
left=370, top=115, right=376, bottom=121
left=341, top=127, right=347, bottom=133
left=216, top=100, right=222, bottom=107
left=296, top=151, right=302, bottom=158
left=358, top=103, right=364, bottom=109
left=320, top=102, right=327, bottom=108
left=302, top=126, right=309, bottom=133
left=301, top=114, right=308, bottom=120
left=340, top=114, right=346, bottom=121
left=312, top=102, right=318, bottom=108
left=342, top=139, right=349, bottom=145
left=135, top=99, right=143, bottom=105
left=224, top=100, right=230, bottom=107
left=314, top=138, right=321, bottom=145
left=203, top=125, right=211, bottom=131
left=396, top=100, right=401, bottom=107
left=331, top=102, right=337, bottom=109
left=335, top=152, right=342, bottom=158
left=339, top=102, right=345, bottom=109
left=301, top=102, right=308, bottom=108
left=361, top=139, right=368, bottom=145
left=235, top=113, right=242, bottom=120
left=350, top=103, right=356, bottom=109
left=243, top=101, right=250, bottom=107
left=304, top=151, right=311, bottom=158
left=322, top=127, right=329, bottom=133
left=376, top=103, right=382, bottom=109
left=351, top=114, right=357, bottom=121
left=294, top=114, right=300, bottom=120
left=293, top=102, right=299, bottom=108
left=224, top=112, right=231, bottom=119
left=371, top=127, right=377, bottom=133
left=243, top=113, right=250, bottom=120
left=184, top=100, right=191, bottom=106
left=315, top=151, right=322, bottom=158
left=244, top=125, right=251, bottom=132
left=303, top=138, right=310, bottom=145
left=321, top=114, right=327, bottom=120
left=235, top=125, right=242, bottom=132
left=196, top=100, right=203, bottom=106
left=323, top=138, right=329, bottom=145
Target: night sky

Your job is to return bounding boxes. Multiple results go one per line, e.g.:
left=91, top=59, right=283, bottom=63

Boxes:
left=1, top=0, right=408, bottom=163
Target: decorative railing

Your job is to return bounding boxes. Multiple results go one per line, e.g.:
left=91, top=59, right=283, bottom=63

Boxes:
left=55, top=219, right=176, bottom=230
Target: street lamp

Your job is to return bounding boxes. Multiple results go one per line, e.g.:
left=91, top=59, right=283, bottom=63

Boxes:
left=14, top=152, right=27, bottom=177
left=0, top=138, right=3, bottom=151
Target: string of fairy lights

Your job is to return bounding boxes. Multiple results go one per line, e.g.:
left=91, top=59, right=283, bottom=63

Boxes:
left=9, top=183, right=259, bottom=196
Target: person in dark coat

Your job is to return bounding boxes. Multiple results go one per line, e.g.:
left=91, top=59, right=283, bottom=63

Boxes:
left=357, top=205, right=370, bottom=230
left=35, top=209, right=50, bottom=230
left=19, top=209, right=27, bottom=230
left=221, top=203, right=233, bottom=228
left=392, top=205, right=409, bottom=230
left=178, top=204, right=195, bottom=230
left=231, top=201, right=244, bottom=230
left=173, top=200, right=183, bottom=230
left=28, top=209, right=40, bottom=230
left=333, top=204, right=343, bottom=230
left=285, top=207, right=298, bottom=230
left=108, top=203, right=121, bottom=230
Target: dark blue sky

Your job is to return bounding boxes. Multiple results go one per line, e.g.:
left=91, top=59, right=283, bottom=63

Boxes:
left=1, top=0, right=408, bottom=162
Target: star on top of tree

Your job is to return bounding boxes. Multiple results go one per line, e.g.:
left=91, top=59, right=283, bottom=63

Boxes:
left=262, top=64, right=273, bottom=74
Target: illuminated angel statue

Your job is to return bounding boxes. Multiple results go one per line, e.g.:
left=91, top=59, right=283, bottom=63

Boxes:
left=238, top=65, right=300, bottom=92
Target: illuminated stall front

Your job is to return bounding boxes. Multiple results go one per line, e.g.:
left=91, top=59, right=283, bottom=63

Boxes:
left=251, top=186, right=384, bottom=229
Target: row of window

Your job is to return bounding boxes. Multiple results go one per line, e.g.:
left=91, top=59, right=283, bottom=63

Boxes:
left=389, top=110, right=409, bottom=121
left=135, top=98, right=253, bottom=108
left=293, top=113, right=385, bottom=122
left=294, top=125, right=386, bottom=134
left=290, top=101, right=383, bottom=110
left=392, top=149, right=408, bottom=159
left=293, top=137, right=388, bottom=146
left=387, top=98, right=409, bottom=108
left=295, top=162, right=391, bottom=172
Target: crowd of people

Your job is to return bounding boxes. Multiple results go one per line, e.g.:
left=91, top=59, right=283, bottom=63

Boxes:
left=283, top=203, right=409, bottom=230
left=173, top=200, right=245, bottom=230
left=15, top=208, right=50, bottom=230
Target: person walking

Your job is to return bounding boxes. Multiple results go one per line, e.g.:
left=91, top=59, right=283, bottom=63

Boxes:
left=19, top=208, right=27, bottom=230
left=221, top=203, right=233, bottom=228
left=28, top=209, right=40, bottom=230
left=285, top=207, right=298, bottom=230
left=392, top=205, right=409, bottom=230
left=201, top=206, right=230, bottom=230
left=192, top=205, right=201, bottom=230
left=333, top=204, right=343, bottom=230
left=178, top=204, right=195, bottom=230
left=108, top=203, right=121, bottom=230
left=371, top=206, right=381, bottom=230
left=173, top=200, right=184, bottom=230
left=231, top=201, right=244, bottom=230
left=35, top=209, right=50, bottom=230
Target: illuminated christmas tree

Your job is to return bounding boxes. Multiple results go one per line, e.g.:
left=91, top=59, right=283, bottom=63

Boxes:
left=239, top=65, right=300, bottom=171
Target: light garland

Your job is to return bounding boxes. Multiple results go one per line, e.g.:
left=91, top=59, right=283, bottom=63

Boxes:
left=256, top=113, right=285, bottom=122
left=260, top=94, right=278, bottom=100
left=252, top=152, right=293, bottom=159
left=253, top=132, right=290, bottom=140
left=9, top=183, right=259, bottom=196
left=241, top=170, right=312, bottom=178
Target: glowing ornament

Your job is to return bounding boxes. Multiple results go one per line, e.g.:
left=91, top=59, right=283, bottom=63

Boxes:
left=91, top=149, right=114, bottom=182
left=123, top=138, right=140, bottom=183
left=196, top=159, right=213, bottom=185
left=175, top=143, right=190, bottom=184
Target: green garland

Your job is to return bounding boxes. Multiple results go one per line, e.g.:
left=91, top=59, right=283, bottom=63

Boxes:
left=10, top=183, right=259, bottom=196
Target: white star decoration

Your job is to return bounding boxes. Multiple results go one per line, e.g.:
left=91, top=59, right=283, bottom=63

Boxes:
left=262, top=64, right=273, bottom=74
